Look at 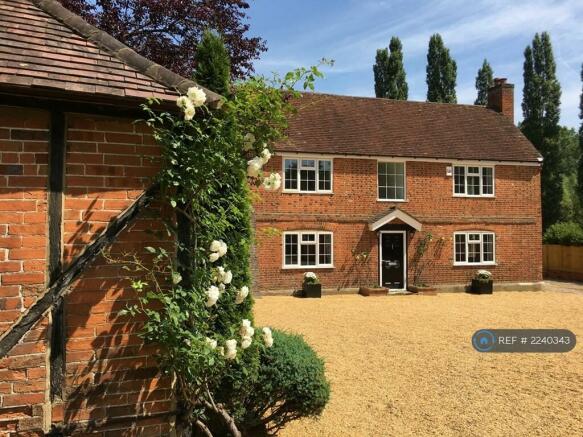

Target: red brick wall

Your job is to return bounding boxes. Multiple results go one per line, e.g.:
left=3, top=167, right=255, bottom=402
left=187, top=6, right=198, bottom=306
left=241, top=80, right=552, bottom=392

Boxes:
left=0, top=108, right=174, bottom=435
left=254, top=156, right=542, bottom=292
left=0, top=106, right=50, bottom=435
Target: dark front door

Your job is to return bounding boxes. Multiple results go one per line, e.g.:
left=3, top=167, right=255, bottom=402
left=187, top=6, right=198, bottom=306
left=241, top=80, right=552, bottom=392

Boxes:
left=381, top=232, right=405, bottom=289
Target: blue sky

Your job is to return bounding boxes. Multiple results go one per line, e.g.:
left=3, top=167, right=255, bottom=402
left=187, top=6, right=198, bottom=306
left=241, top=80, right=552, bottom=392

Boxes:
left=247, top=0, right=583, bottom=128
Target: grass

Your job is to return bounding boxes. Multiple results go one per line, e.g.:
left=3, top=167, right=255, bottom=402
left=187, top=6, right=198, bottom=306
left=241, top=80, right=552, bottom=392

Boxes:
left=254, top=291, right=583, bottom=436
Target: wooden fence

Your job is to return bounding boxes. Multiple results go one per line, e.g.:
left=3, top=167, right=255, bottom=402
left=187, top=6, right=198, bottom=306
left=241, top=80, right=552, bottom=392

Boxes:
left=543, top=244, right=583, bottom=281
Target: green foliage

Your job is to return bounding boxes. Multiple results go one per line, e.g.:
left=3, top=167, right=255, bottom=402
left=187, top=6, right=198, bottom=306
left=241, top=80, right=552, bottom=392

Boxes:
left=578, top=63, right=583, bottom=208
left=474, top=59, right=493, bottom=105
left=556, top=127, right=582, bottom=223
left=521, top=32, right=563, bottom=229
left=411, top=232, right=433, bottom=286
left=131, top=62, right=327, bottom=434
left=373, top=37, right=408, bottom=100
left=543, top=222, right=583, bottom=245
left=426, top=33, right=457, bottom=103
left=242, top=330, right=331, bottom=435
left=195, top=29, right=232, bottom=96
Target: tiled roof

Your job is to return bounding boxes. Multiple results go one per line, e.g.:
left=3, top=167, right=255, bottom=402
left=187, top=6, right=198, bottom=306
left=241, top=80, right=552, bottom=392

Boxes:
left=279, top=93, right=542, bottom=163
left=0, top=0, right=221, bottom=106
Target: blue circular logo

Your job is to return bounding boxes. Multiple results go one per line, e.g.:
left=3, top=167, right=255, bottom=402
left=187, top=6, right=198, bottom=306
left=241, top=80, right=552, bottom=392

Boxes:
left=472, top=329, right=497, bottom=352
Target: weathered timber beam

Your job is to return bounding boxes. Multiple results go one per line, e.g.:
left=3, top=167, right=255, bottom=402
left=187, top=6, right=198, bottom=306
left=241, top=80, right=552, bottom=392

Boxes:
left=0, top=184, right=159, bottom=359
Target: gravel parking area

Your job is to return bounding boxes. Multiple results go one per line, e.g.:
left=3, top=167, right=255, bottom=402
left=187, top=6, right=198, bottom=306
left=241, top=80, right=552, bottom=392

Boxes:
left=254, top=291, right=583, bottom=436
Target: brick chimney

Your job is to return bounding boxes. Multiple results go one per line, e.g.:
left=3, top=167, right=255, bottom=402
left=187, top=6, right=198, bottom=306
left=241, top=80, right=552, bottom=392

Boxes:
left=487, top=78, right=514, bottom=122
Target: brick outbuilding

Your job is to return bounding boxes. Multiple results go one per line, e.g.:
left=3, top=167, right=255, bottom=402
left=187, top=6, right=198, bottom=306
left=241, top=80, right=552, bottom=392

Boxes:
left=0, top=0, right=220, bottom=434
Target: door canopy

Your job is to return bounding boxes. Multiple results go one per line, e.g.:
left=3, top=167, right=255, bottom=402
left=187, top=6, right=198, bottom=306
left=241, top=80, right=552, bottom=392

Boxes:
left=369, top=207, right=422, bottom=231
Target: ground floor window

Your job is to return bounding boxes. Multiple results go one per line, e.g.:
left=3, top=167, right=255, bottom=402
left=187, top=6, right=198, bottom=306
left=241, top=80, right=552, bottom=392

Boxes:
left=454, top=232, right=495, bottom=265
left=283, top=231, right=333, bottom=268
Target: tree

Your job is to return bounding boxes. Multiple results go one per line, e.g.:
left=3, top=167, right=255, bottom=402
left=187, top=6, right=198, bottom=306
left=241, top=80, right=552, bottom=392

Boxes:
left=373, top=48, right=389, bottom=98
left=195, top=30, right=232, bottom=96
left=578, top=63, right=583, bottom=209
left=373, top=37, right=408, bottom=100
left=521, top=32, right=563, bottom=229
left=59, top=0, right=266, bottom=79
left=474, top=59, right=494, bottom=105
left=426, top=34, right=457, bottom=103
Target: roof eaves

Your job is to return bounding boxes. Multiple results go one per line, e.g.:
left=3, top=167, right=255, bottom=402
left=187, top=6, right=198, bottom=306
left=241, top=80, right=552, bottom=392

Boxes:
left=32, top=0, right=223, bottom=108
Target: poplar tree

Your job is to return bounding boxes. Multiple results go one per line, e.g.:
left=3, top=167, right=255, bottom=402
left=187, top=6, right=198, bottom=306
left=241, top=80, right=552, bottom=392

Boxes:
left=521, top=32, right=563, bottom=229
left=373, top=37, right=408, bottom=99
left=426, top=34, right=457, bottom=103
left=474, top=59, right=494, bottom=105
left=195, top=29, right=231, bottom=96
left=578, top=63, right=583, bottom=208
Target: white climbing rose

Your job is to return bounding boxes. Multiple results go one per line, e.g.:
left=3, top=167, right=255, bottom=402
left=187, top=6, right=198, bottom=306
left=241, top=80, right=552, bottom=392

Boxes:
left=235, top=286, right=249, bottom=304
left=176, top=96, right=190, bottom=109
left=243, top=133, right=255, bottom=151
left=222, top=270, right=233, bottom=284
left=187, top=86, right=207, bottom=107
left=218, top=283, right=226, bottom=294
left=210, top=240, right=222, bottom=252
left=262, top=327, right=273, bottom=348
left=241, top=337, right=252, bottom=349
left=260, top=147, right=272, bottom=165
left=205, top=285, right=220, bottom=307
left=217, top=241, right=228, bottom=257
left=183, top=104, right=196, bottom=121
left=209, top=252, right=220, bottom=263
left=247, top=156, right=263, bottom=178
left=240, top=319, right=255, bottom=338
left=205, top=337, right=217, bottom=349
left=225, top=339, right=237, bottom=360
left=262, top=173, right=281, bottom=191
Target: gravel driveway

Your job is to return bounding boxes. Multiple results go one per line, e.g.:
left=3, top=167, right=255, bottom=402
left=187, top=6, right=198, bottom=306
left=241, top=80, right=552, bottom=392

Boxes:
left=254, top=291, right=583, bottom=437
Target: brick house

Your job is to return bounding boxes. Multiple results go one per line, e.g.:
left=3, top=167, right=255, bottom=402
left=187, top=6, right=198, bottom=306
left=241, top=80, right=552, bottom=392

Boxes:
left=254, top=81, right=543, bottom=293
left=0, top=0, right=220, bottom=434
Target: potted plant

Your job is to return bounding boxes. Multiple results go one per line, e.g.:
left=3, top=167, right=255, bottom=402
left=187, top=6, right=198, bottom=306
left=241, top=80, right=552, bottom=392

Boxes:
left=407, top=232, right=439, bottom=294
left=302, top=272, right=322, bottom=298
left=470, top=270, right=493, bottom=294
left=352, top=249, right=388, bottom=296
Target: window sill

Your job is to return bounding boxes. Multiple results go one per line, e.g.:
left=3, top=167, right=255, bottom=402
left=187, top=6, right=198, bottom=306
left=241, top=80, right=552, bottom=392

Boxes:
left=282, top=265, right=335, bottom=270
left=452, top=195, right=495, bottom=199
left=377, top=199, right=407, bottom=203
left=282, top=190, right=334, bottom=195
left=453, top=262, right=497, bottom=267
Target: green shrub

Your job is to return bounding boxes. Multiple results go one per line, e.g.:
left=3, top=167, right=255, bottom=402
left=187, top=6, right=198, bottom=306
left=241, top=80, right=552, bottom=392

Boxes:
left=543, top=222, right=583, bottom=245
left=241, top=330, right=330, bottom=435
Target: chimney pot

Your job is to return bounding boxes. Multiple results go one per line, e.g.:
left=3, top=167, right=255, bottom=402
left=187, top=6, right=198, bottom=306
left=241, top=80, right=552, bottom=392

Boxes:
left=487, top=77, right=514, bottom=122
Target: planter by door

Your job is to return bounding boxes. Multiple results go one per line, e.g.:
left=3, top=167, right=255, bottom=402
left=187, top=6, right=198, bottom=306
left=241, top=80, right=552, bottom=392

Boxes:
left=470, top=279, right=493, bottom=294
left=303, top=283, right=322, bottom=298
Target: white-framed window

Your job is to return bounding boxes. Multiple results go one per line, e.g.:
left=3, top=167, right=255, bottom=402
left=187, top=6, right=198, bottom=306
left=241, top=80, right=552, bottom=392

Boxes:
left=283, top=157, right=332, bottom=193
left=283, top=231, right=333, bottom=268
left=453, top=165, right=494, bottom=197
left=378, top=161, right=406, bottom=201
left=453, top=232, right=495, bottom=265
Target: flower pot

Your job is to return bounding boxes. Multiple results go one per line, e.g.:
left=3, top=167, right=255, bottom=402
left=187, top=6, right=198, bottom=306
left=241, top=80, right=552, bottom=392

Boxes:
left=407, top=285, right=437, bottom=295
left=359, top=287, right=388, bottom=296
left=470, top=279, right=493, bottom=294
left=302, top=283, right=322, bottom=298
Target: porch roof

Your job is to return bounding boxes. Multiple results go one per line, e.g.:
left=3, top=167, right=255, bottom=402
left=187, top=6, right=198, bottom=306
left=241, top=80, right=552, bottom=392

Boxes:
left=369, top=207, right=422, bottom=231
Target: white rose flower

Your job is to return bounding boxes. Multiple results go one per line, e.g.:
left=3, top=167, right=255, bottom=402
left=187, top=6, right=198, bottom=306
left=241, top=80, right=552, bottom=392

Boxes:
left=262, top=327, right=273, bottom=348
left=218, top=283, right=226, bottom=294
left=240, top=319, right=255, bottom=338
left=304, top=272, right=317, bottom=279
left=262, top=173, right=282, bottom=191
left=247, top=156, right=263, bottom=178
left=187, top=86, right=207, bottom=107
left=176, top=96, right=190, bottom=109
left=217, top=241, right=228, bottom=257
left=210, top=240, right=222, bottom=252
left=243, top=133, right=255, bottom=151
left=222, top=270, right=233, bottom=284
left=241, top=336, right=252, bottom=349
left=183, top=104, right=196, bottom=121
left=225, top=339, right=237, bottom=360
left=205, top=285, right=220, bottom=307
left=260, top=147, right=272, bottom=165
left=205, top=337, right=217, bottom=349
left=209, top=252, right=220, bottom=263
left=235, top=286, right=249, bottom=304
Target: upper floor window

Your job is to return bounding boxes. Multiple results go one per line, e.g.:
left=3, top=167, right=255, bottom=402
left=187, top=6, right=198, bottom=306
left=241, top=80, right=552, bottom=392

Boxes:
left=454, top=231, right=495, bottom=265
left=283, top=231, right=333, bottom=268
left=453, top=165, right=494, bottom=196
left=378, top=162, right=406, bottom=201
left=284, top=158, right=332, bottom=193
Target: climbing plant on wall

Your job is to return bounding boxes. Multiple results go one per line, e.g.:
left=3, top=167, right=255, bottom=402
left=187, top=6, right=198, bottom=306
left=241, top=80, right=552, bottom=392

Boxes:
left=118, top=63, right=328, bottom=435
